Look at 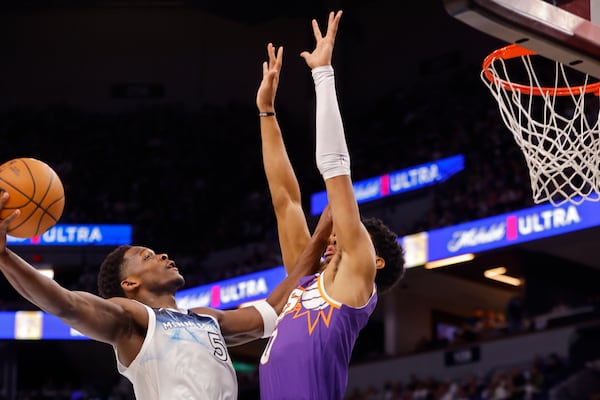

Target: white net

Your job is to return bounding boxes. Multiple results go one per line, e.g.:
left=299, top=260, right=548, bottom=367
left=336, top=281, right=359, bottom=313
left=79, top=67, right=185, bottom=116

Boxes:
left=481, top=45, right=600, bottom=206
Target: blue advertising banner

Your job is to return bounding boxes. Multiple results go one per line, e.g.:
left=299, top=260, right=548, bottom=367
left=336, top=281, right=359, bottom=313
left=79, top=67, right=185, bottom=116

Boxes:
left=7, top=224, right=132, bottom=246
left=0, top=312, right=15, bottom=339
left=0, top=311, right=87, bottom=340
left=310, top=154, right=465, bottom=215
left=4, top=198, right=600, bottom=340
left=175, top=266, right=288, bottom=309
left=427, top=199, right=600, bottom=261
left=41, top=313, right=88, bottom=340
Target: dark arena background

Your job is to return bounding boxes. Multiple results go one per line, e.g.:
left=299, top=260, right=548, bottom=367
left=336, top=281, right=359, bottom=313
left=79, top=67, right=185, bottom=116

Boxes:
left=1, top=0, right=600, bottom=399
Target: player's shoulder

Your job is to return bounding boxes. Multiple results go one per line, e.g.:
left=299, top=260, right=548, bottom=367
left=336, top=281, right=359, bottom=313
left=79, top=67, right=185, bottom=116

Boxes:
left=105, top=297, right=152, bottom=323
left=107, top=296, right=145, bottom=308
left=189, top=306, right=222, bottom=322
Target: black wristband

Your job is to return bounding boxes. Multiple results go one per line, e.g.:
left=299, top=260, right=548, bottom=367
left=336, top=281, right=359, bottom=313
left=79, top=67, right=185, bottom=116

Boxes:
left=259, top=111, right=276, bottom=117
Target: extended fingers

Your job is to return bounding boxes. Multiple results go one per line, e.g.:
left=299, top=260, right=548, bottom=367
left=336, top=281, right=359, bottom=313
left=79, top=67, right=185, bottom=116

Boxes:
left=311, top=18, right=323, bottom=41
left=3, top=209, right=20, bottom=225
left=266, top=43, right=283, bottom=71
left=268, top=43, right=276, bottom=65
left=0, top=191, right=7, bottom=207
left=273, top=45, right=283, bottom=71
left=0, top=192, right=19, bottom=225
left=276, top=46, right=283, bottom=65
left=326, top=10, right=343, bottom=40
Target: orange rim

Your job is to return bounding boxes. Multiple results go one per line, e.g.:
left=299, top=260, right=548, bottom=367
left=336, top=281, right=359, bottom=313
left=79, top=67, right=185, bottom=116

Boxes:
left=482, top=44, right=600, bottom=96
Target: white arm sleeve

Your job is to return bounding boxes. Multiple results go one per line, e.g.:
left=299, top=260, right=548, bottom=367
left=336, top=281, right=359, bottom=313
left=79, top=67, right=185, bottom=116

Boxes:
left=312, top=65, right=351, bottom=180
left=253, top=300, right=278, bottom=338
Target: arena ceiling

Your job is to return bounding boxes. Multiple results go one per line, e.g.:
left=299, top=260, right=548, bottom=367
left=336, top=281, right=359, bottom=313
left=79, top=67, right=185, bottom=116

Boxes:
left=0, top=0, right=330, bottom=24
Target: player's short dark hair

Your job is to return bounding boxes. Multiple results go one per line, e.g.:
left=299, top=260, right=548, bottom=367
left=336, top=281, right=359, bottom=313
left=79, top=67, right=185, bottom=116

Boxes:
left=97, top=245, right=131, bottom=299
left=362, top=217, right=405, bottom=294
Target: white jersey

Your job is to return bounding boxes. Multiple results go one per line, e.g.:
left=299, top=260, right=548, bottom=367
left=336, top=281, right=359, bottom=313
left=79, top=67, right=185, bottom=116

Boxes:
left=114, top=303, right=238, bottom=400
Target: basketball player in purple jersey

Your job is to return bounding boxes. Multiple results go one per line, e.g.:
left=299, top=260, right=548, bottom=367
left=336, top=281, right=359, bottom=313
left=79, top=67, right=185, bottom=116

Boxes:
left=256, top=10, right=405, bottom=399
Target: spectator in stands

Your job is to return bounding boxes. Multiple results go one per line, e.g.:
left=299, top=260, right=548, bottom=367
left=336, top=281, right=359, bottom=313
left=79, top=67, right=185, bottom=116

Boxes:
left=542, top=353, right=569, bottom=390
left=524, top=360, right=544, bottom=399
left=508, top=367, right=527, bottom=398
left=482, top=370, right=510, bottom=399
left=506, top=295, right=526, bottom=334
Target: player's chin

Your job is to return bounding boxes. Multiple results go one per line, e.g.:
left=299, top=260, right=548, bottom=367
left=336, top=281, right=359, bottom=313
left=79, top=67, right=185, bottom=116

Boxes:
left=174, top=275, right=186, bottom=288
left=322, top=255, right=334, bottom=266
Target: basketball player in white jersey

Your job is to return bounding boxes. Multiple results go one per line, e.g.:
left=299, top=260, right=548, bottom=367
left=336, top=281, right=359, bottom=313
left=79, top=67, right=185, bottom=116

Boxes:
left=0, top=191, right=332, bottom=399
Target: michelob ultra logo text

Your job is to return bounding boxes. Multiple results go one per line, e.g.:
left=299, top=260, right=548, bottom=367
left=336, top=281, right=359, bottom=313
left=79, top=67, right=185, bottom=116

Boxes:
left=447, top=205, right=582, bottom=253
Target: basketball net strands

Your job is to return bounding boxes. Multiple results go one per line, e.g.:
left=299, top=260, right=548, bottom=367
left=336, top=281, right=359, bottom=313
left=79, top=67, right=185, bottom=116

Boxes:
left=444, top=0, right=600, bottom=206
left=481, top=44, right=600, bottom=206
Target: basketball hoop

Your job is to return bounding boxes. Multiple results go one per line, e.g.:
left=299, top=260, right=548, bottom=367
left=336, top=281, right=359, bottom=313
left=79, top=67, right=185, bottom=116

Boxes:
left=481, top=43, right=600, bottom=206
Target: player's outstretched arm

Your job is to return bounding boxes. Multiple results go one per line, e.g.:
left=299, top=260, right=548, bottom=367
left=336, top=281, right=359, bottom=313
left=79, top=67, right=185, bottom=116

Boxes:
left=0, top=192, right=134, bottom=345
left=257, top=42, right=311, bottom=273
left=302, top=11, right=377, bottom=306
left=209, top=206, right=332, bottom=346
left=265, top=204, right=331, bottom=312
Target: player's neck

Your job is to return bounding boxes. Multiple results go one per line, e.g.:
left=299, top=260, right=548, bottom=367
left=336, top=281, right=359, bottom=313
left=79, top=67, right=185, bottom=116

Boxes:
left=136, top=292, right=178, bottom=310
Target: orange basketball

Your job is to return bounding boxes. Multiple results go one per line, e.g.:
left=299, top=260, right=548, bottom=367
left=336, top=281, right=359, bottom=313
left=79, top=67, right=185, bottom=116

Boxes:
left=0, top=158, right=65, bottom=238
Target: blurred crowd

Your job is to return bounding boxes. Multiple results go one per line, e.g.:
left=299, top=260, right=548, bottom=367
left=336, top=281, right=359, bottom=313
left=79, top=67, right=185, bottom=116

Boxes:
left=0, top=63, right=535, bottom=292
left=345, top=353, right=573, bottom=400
left=12, top=352, right=595, bottom=400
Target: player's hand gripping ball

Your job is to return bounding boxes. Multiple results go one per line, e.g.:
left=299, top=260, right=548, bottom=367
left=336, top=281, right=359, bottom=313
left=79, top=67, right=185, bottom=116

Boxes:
left=0, top=158, right=65, bottom=238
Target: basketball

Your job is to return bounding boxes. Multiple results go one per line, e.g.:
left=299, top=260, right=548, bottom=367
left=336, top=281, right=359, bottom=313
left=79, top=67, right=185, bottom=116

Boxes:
left=0, top=158, right=65, bottom=238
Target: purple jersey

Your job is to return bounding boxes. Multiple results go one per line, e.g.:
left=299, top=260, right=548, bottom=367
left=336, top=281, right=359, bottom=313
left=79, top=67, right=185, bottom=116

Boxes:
left=259, top=272, right=377, bottom=400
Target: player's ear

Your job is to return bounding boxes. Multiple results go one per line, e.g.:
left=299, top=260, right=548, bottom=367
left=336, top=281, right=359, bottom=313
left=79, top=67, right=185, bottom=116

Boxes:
left=375, top=256, right=385, bottom=270
left=121, top=276, right=140, bottom=293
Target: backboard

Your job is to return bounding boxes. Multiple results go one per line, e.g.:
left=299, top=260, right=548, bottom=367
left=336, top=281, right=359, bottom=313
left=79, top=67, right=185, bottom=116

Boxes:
left=443, top=0, right=600, bottom=79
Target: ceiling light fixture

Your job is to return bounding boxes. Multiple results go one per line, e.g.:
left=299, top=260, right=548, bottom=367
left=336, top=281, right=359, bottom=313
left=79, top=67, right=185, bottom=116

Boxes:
left=425, top=253, right=475, bottom=269
left=484, top=266, right=522, bottom=286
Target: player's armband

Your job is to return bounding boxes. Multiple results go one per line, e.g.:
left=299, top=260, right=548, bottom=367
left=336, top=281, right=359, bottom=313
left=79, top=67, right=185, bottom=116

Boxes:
left=312, top=65, right=351, bottom=180
left=253, top=300, right=278, bottom=338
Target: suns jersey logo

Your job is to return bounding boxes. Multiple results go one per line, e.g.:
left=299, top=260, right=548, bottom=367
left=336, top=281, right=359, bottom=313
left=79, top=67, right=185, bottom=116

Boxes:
left=298, top=279, right=330, bottom=311
left=279, top=279, right=329, bottom=320
left=261, top=275, right=339, bottom=365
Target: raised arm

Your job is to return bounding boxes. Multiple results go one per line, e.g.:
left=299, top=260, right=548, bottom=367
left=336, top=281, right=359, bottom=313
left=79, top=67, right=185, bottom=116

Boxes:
left=0, top=193, right=135, bottom=345
left=301, top=11, right=377, bottom=306
left=265, top=204, right=331, bottom=312
left=212, top=206, right=332, bottom=346
left=256, top=43, right=311, bottom=273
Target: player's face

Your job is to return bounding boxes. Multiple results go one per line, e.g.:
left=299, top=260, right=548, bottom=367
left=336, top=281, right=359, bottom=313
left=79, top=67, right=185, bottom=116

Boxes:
left=322, top=232, right=337, bottom=264
left=122, top=246, right=185, bottom=291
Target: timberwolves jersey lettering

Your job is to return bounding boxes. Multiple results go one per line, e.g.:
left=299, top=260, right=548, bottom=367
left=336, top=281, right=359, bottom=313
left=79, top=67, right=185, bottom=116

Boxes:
left=115, top=303, right=237, bottom=400
left=259, top=272, right=377, bottom=400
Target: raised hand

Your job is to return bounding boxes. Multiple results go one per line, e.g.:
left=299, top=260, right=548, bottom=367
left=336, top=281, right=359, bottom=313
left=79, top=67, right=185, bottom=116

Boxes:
left=256, top=43, right=283, bottom=113
left=0, top=192, right=20, bottom=254
left=300, top=10, right=343, bottom=69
